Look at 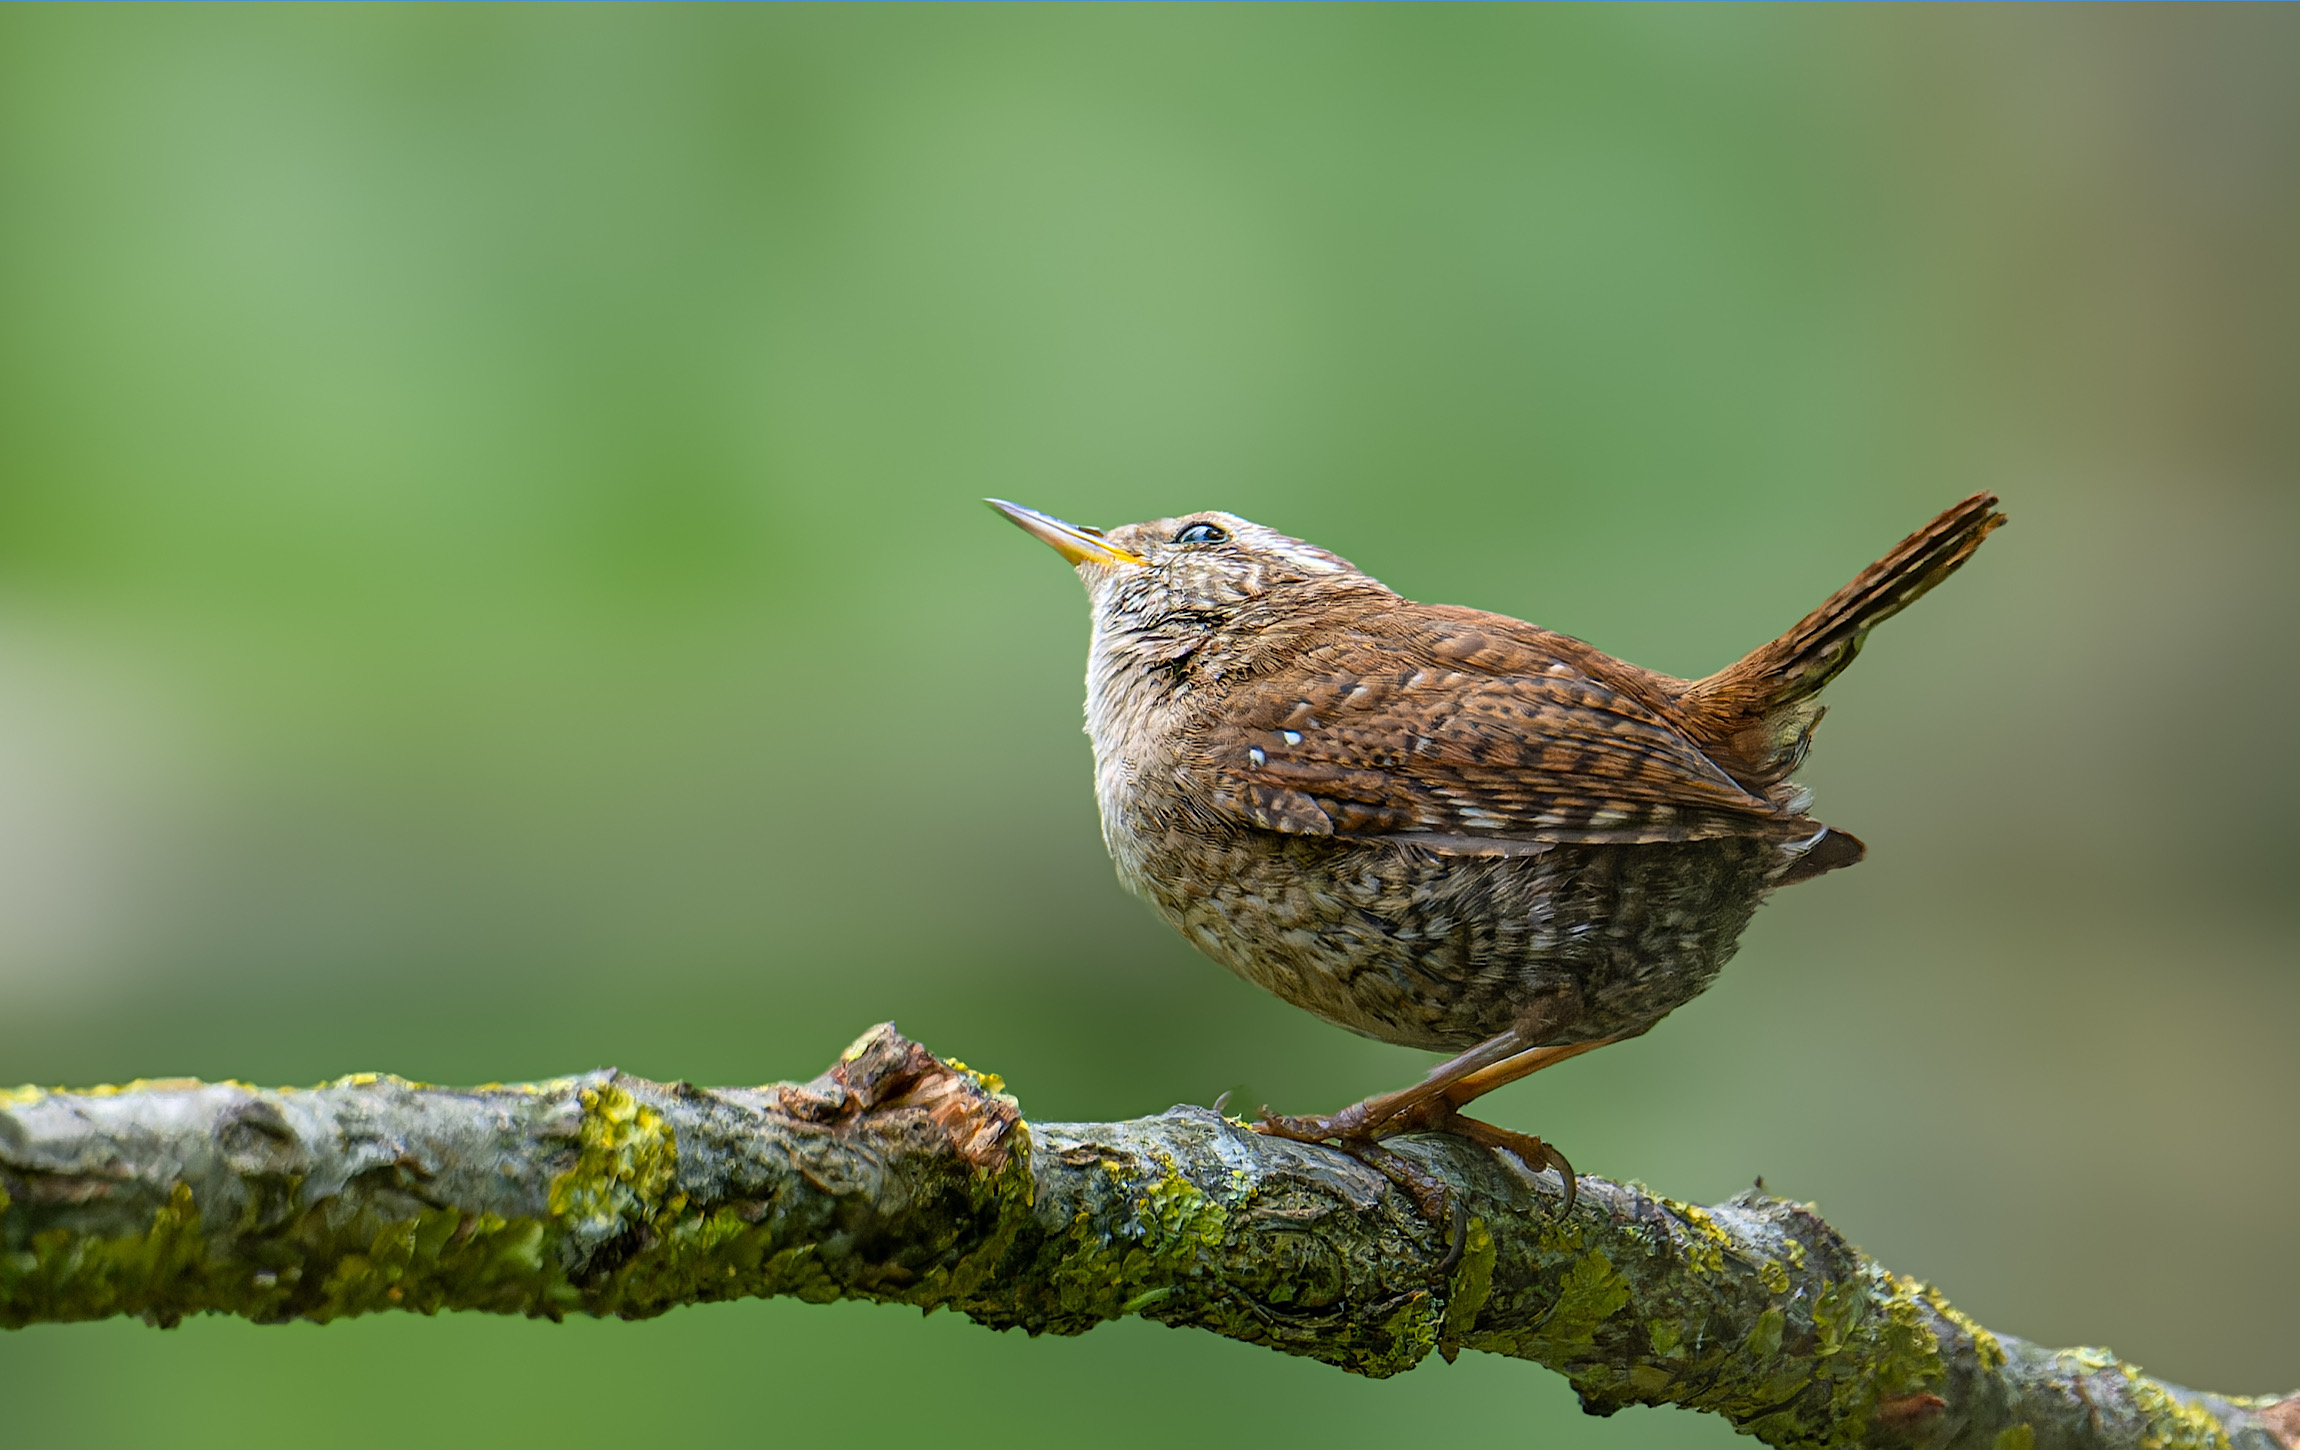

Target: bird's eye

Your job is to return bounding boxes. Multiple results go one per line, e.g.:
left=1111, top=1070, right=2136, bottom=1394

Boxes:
left=1174, top=522, right=1229, bottom=545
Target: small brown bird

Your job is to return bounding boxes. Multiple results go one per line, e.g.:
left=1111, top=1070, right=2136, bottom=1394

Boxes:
left=992, top=495, right=2004, bottom=1213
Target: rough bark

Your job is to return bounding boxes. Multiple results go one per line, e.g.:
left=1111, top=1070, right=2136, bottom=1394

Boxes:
left=3, top=1025, right=2291, bottom=1450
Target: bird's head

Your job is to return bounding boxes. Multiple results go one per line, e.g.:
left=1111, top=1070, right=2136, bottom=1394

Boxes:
left=987, top=501, right=1390, bottom=657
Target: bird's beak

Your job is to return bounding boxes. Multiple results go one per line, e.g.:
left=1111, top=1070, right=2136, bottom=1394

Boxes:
left=985, top=499, right=1146, bottom=567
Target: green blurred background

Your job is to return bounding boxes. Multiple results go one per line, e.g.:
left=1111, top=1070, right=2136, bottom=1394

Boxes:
left=1, top=4, right=2294, bottom=1443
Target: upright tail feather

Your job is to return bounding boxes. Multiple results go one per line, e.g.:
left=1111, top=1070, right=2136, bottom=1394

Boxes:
left=1681, top=493, right=2006, bottom=786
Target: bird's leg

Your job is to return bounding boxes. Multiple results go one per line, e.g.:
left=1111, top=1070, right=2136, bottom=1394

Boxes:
left=1252, top=1001, right=1613, bottom=1221
left=1248, top=1030, right=1536, bottom=1229
left=1440, top=1035, right=1618, bottom=1108
left=1419, top=1034, right=1621, bottom=1214
left=1352, top=1040, right=1611, bottom=1213
left=1250, top=1027, right=1537, bottom=1146
left=1253, top=988, right=1592, bottom=1143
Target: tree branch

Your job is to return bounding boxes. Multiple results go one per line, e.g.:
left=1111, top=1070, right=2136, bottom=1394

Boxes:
left=3, top=1025, right=2291, bottom=1449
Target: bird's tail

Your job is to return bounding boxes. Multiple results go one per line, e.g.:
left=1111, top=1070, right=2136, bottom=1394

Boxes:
left=1681, top=493, right=2006, bottom=787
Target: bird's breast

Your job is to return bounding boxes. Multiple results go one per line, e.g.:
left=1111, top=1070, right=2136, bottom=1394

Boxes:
left=1083, top=644, right=1192, bottom=899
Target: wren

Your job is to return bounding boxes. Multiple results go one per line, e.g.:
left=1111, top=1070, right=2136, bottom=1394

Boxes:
left=992, top=495, right=2004, bottom=1214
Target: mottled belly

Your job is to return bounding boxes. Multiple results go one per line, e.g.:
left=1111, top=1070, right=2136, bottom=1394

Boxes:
left=1123, top=828, right=1781, bottom=1053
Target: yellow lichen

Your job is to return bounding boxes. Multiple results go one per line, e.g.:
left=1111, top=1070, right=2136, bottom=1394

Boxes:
left=1532, top=1249, right=1631, bottom=1349
left=1924, top=1282, right=2006, bottom=1371
left=1041, top=1157, right=1228, bottom=1329
left=1369, top=1289, right=1440, bottom=1376
left=1660, top=1199, right=1730, bottom=1274
left=1877, top=1276, right=1946, bottom=1390
left=548, top=1081, right=679, bottom=1236
left=942, top=1059, right=1007, bottom=1096
left=2121, top=1365, right=2234, bottom=1450
left=1837, top=1275, right=1945, bottom=1427
left=59, top=1077, right=217, bottom=1099
left=1439, top=1216, right=1497, bottom=1358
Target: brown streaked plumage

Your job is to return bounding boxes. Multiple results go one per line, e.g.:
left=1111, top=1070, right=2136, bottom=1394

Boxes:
left=992, top=495, right=2005, bottom=1216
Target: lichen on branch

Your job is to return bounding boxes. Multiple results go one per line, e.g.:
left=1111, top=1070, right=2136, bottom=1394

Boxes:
left=2, top=1027, right=2292, bottom=1450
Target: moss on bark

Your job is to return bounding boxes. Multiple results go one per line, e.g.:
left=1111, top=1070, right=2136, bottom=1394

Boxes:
left=3, top=1025, right=2292, bottom=1450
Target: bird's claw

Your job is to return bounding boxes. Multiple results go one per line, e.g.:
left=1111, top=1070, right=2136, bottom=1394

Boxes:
left=1437, top=1110, right=1578, bottom=1217
left=1252, top=1106, right=1454, bottom=1223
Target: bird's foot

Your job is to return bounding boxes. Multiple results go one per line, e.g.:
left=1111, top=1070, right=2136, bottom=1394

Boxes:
left=1254, top=1099, right=1453, bottom=1222
left=1251, top=1095, right=1576, bottom=1222
left=1341, top=1137, right=1459, bottom=1231
left=1427, top=1105, right=1577, bottom=1216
